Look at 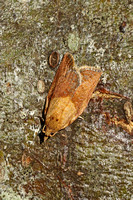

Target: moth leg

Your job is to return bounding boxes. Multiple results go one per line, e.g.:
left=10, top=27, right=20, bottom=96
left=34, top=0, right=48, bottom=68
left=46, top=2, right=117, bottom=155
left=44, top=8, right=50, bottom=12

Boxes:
left=43, top=132, right=57, bottom=141
left=50, top=132, right=57, bottom=137
left=78, top=116, right=84, bottom=120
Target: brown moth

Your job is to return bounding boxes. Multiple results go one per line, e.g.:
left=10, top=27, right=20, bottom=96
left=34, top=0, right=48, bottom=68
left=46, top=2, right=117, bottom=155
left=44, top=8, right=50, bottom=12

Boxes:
left=38, top=53, right=102, bottom=143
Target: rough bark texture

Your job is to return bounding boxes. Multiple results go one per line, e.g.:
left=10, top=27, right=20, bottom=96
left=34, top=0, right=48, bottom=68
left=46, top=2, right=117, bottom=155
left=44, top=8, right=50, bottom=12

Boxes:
left=0, top=0, right=132, bottom=199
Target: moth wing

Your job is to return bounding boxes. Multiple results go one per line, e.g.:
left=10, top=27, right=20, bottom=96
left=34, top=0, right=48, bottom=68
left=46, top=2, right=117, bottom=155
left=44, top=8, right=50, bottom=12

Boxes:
left=72, top=66, right=102, bottom=117
left=52, top=69, right=81, bottom=98
left=45, top=69, right=81, bottom=134
left=44, top=53, right=75, bottom=115
left=45, top=67, right=102, bottom=135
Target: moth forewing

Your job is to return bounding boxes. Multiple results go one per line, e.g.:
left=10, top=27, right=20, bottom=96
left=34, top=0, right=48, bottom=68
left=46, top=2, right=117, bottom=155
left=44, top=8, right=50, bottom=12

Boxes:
left=44, top=53, right=75, bottom=115
left=39, top=53, right=102, bottom=143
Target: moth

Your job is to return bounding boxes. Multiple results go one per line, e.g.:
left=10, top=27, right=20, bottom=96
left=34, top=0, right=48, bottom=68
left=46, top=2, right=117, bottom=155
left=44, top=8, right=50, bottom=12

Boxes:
left=38, top=53, right=102, bottom=143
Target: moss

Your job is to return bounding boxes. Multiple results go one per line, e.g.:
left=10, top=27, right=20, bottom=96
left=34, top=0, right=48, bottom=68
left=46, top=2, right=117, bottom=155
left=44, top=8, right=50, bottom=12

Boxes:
left=68, top=32, right=80, bottom=52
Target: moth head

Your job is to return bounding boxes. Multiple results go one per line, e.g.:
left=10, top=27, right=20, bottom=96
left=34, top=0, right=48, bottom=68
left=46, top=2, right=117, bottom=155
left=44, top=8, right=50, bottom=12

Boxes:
left=38, top=128, right=56, bottom=143
left=38, top=118, right=56, bottom=143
